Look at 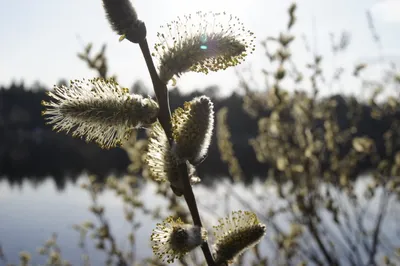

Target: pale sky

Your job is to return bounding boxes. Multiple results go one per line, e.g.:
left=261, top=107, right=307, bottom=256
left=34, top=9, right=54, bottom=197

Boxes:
left=0, top=0, right=399, bottom=96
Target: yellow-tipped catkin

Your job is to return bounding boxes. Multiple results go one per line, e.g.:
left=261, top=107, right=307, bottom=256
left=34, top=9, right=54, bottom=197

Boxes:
left=213, top=210, right=266, bottom=265
left=151, top=216, right=208, bottom=263
left=172, top=96, right=214, bottom=164
left=146, top=122, right=178, bottom=183
left=42, top=78, right=159, bottom=149
left=146, top=122, right=201, bottom=195
left=153, top=11, right=255, bottom=84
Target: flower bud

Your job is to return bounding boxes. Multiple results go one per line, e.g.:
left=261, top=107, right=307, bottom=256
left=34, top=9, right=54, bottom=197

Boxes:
left=146, top=123, right=201, bottom=196
left=172, top=96, right=214, bottom=165
left=213, top=210, right=266, bottom=265
left=151, top=216, right=207, bottom=263
left=102, top=0, right=146, bottom=43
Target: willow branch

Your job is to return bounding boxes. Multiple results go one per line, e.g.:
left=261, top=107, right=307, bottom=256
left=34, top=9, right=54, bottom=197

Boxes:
left=138, top=33, right=216, bottom=266
left=138, top=38, right=172, bottom=139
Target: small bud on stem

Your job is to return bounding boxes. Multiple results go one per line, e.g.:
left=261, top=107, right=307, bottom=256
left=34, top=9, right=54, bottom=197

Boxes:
left=102, top=0, right=146, bottom=43
left=151, top=216, right=208, bottom=263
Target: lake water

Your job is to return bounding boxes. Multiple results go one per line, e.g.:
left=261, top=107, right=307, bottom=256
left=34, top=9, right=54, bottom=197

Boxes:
left=0, top=175, right=399, bottom=265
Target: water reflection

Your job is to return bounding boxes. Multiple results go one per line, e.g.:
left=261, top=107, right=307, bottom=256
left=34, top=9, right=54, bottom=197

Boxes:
left=0, top=175, right=399, bottom=265
left=0, top=176, right=165, bottom=265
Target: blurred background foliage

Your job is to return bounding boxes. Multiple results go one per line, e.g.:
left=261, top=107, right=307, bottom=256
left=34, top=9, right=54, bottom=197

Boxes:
left=2, top=2, right=400, bottom=266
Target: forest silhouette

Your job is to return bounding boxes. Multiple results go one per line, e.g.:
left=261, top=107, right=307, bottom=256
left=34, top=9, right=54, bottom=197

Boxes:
left=1, top=81, right=398, bottom=190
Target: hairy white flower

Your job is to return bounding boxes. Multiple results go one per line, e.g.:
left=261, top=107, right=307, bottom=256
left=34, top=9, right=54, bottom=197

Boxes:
left=146, top=122, right=200, bottom=195
left=151, top=216, right=207, bottom=263
left=172, top=96, right=214, bottom=164
left=146, top=122, right=177, bottom=182
left=153, top=11, right=255, bottom=84
left=213, top=210, right=266, bottom=265
left=42, top=78, right=159, bottom=149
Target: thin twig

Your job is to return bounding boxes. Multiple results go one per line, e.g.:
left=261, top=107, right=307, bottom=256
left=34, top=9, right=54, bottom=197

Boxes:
left=138, top=38, right=172, bottom=140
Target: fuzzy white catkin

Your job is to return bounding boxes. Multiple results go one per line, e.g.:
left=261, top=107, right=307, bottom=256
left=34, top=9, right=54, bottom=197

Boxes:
left=213, top=210, right=267, bottom=265
left=153, top=11, right=255, bottom=84
left=172, top=96, right=214, bottom=165
left=146, top=122, right=201, bottom=196
left=151, top=216, right=207, bottom=263
left=42, top=78, right=159, bottom=149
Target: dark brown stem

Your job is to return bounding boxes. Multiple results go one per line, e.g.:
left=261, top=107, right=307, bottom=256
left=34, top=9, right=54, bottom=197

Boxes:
left=138, top=34, right=216, bottom=266
left=178, top=164, right=216, bottom=265
left=138, top=38, right=172, bottom=140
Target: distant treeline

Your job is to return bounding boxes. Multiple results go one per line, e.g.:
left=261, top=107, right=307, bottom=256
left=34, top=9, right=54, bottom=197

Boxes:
left=0, top=82, right=260, bottom=189
left=0, top=81, right=398, bottom=189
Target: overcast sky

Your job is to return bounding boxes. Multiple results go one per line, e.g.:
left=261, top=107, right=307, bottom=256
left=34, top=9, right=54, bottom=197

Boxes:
left=0, top=0, right=399, bottom=96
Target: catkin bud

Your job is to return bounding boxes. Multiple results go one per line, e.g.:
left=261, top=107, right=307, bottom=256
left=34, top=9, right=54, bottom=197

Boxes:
left=151, top=216, right=208, bottom=263
left=102, top=0, right=146, bottom=43
left=153, top=11, right=255, bottom=84
left=42, top=78, right=159, bottom=149
left=146, top=122, right=201, bottom=196
left=213, top=210, right=266, bottom=265
left=172, top=96, right=214, bottom=165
